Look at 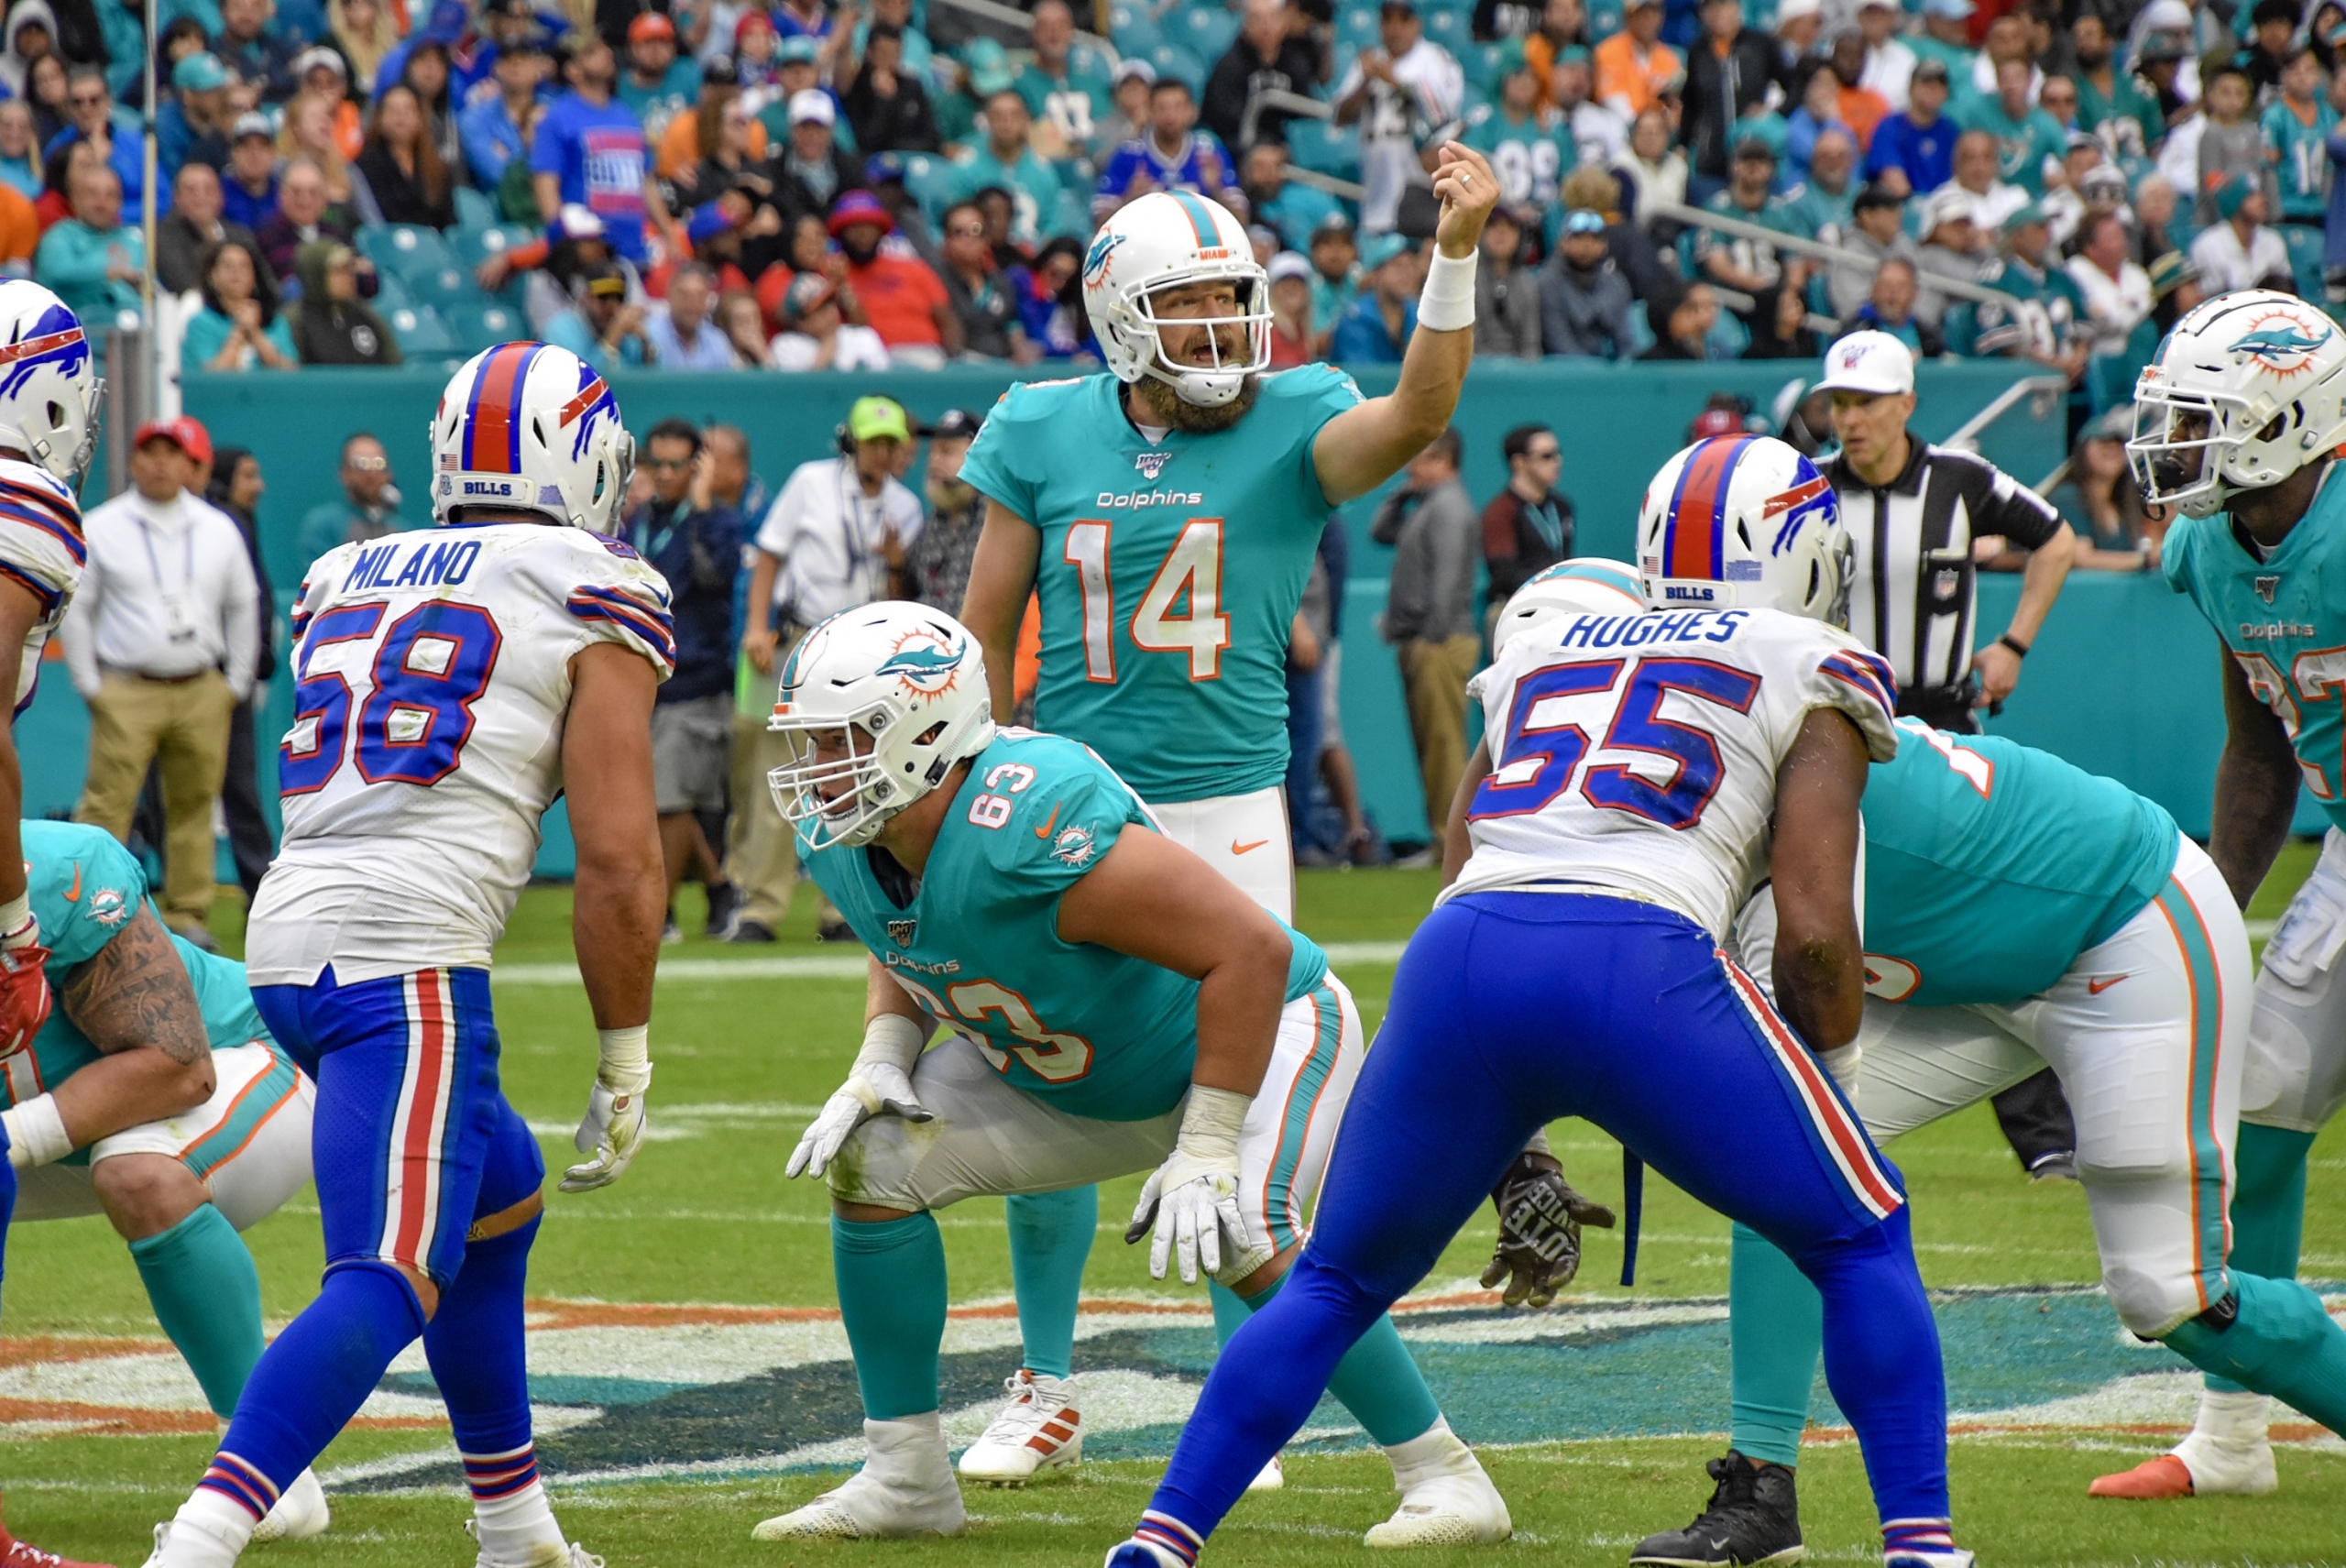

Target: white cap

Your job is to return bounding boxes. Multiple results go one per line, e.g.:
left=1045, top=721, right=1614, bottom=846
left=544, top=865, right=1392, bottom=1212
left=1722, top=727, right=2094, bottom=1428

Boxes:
left=1266, top=249, right=1311, bottom=284
left=1776, top=0, right=1821, bottom=19
left=1921, top=184, right=1974, bottom=233
left=789, top=87, right=836, bottom=125
left=1818, top=330, right=1916, bottom=396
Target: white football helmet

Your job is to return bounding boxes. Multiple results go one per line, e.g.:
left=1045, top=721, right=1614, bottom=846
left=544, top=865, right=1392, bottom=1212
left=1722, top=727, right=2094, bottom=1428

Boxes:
left=0, top=280, right=100, bottom=482
left=766, top=602, right=998, bottom=850
left=1082, top=191, right=1270, bottom=408
left=2129, top=290, right=2346, bottom=517
left=1489, top=558, right=1649, bottom=655
left=1638, top=435, right=1852, bottom=625
left=429, top=341, right=633, bottom=531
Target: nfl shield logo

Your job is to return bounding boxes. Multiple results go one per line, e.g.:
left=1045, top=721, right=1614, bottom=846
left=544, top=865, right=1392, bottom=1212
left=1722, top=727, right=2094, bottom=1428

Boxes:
left=1135, top=450, right=1172, bottom=480
left=887, top=918, right=916, bottom=947
left=2256, top=576, right=2281, bottom=604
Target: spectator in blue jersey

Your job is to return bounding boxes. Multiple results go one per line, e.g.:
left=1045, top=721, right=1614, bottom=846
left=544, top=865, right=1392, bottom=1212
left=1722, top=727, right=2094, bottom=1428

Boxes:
left=532, top=32, right=674, bottom=266
left=1330, top=231, right=1420, bottom=362
left=645, top=262, right=740, bottom=368
left=460, top=29, right=547, bottom=191
left=46, top=66, right=148, bottom=223
left=1862, top=54, right=1956, bottom=197
left=215, top=0, right=304, bottom=104
left=158, top=52, right=236, bottom=185
left=220, top=117, right=282, bottom=236
left=1091, top=75, right=1244, bottom=221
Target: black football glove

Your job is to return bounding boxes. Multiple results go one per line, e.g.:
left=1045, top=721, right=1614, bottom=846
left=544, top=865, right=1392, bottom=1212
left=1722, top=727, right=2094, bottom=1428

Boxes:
left=1481, top=1150, right=1617, bottom=1308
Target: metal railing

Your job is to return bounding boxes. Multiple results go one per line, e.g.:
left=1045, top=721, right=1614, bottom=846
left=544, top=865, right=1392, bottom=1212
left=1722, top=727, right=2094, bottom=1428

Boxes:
left=1647, top=199, right=2027, bottom=310
left=1940, top=374, right=2069, bottom=455
left=927, top=0, right=1122, bottom=66
left=1241, top=89, right=1367, bottom=202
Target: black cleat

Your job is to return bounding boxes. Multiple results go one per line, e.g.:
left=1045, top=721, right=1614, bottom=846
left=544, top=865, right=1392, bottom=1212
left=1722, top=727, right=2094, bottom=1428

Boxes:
left=1629, top=1452, right=1803, bottom=1567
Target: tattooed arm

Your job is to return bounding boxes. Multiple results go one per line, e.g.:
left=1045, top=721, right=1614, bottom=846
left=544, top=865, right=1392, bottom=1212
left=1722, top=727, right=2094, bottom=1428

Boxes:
left=47, top=905, right=216, bottom=1147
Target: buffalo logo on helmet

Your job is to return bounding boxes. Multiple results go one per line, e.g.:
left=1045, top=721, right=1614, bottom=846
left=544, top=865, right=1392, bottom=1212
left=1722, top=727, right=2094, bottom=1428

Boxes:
left=874, top=626, right=966, bottom=699
left=2226, top=308, right=2333, bottom=377
left=560, top=363, right=621, bottom=459
left=1761, top=473, right=1835, bottom=556
left=0, top=303, right=89, bottom=400
left=1049, top=824, right=1097, bottom=868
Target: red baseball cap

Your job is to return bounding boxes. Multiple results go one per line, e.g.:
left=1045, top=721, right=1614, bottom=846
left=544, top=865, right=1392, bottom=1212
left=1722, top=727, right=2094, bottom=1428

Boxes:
left=628, top=11, right=674, bottom=43
left=132, top=415, right=212, bottom=465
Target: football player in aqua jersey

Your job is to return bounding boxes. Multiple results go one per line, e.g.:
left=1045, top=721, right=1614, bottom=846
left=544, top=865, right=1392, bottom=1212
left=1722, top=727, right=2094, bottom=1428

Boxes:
left=142, top=343, right=670, bottom=1568
left=1623, top=711, right=2346, bottom=1563
left=1105, top=438, right=1968, bottom=1568
left=752, top=602, right=1511, bottom=1547
left=0, top=821, right=319, bottom=1562
left=2101, top=288, right=2346, bottom=1500
left=950, top=139, right=1500, bottom=1492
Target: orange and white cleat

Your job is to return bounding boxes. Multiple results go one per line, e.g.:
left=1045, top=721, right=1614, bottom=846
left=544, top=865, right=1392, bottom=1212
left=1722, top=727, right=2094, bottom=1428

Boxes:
left=2089, top=1454, right=2198, bottom=1499
left=957, top=1370, right=1082, bottom=1485
left=2091, top=1391, right=2277, bottom=1499
left=0, top=1497, right=118, bottom=1568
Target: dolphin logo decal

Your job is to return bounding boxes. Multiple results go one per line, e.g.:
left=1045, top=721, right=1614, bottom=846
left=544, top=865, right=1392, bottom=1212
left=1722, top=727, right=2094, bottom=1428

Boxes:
left=876, top=644, right=963, bottom=679
left=2230, top=324, right=2331, bottom=363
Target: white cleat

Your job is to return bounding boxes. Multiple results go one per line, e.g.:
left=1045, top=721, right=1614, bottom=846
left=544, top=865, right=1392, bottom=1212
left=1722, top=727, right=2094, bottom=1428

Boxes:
left=1364, top=1420, right=1511, bottom=1548
left=137, top=1522, right=168, bottom=1568
left=1246, top=1454, right=1284, bottom=1493
left=957, top=1370, right=1083, bottom=1485
left=248, top=1467, right=330, bottom=1542
left=752, top=1414, right=968, bottom=1541
left=466, top=1521, right=609, bottom=1567
left=1885, top=1551, right=1974, bottom=1568
left=2173, top=1428, right=2280, bottom=1495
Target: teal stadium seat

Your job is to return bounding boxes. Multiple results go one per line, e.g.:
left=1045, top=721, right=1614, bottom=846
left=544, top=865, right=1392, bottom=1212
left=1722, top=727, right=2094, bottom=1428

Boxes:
left=446, top=223, right=535, bottom=272
left=367, top=269, right=415, bottom=310
left=1286, top=117, right=1359, bottom=180
left=444, top=302, right=527, bottom=354
left=1463, top=39, right=1507, bottom=93
left=904, top=150, right=959, bottom=223
left=358, top=224, right=460, bottom=280
left=1170, top=2, right=1236, bottom=61
left=386, top=305, right=462, bottom=356
left=452, top=186, right=497, bottom=231
left=401, top=262, right=490, bottom=309
left=1588, top=0, right=1626, bottom=39
left=1335, top=6, right=1380, bottom=51
left=1109, top=2, right=1160, bottom=55
left=1422, top=7, right=1469, bottom=52
left=1147, top=41, right=1206, bottom=91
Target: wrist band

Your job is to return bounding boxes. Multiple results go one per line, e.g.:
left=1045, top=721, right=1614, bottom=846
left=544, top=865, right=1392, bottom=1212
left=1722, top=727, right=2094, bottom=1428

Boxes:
left=1418, top=247, right=1478, bottom=333
left=1996, top=632, right=2031, bottom=659
left=2, top=1093, right=71, bottom=1168
left=596, top=1024, right=651, bottom=1090
left=0, top=891, right=30, bottom=946
left=856, top=1012, right=930, bottom=1078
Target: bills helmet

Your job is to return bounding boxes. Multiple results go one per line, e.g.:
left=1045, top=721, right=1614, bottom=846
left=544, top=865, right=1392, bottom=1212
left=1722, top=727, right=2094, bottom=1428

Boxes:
left=0, top=281, right=100, bottom=482
left=429, top=342, right=633, bottom=531
left=1638, top=435, right=1851, bottom=625
left=1489, top=558, right=1649, bottom=656
left=2129, top=290, right=2346, bottom=517
left=1082, top=192, right=1271, bottom=409
left=767, top=603, right=997, bottom=850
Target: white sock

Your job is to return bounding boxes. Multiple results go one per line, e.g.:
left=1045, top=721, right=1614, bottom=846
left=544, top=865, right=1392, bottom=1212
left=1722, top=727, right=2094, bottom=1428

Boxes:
left=1382, top=1417, right=1476, bottom=1491
left=863, top=1411, right=953, bottom=1492
left=161, top=1490, right=258, bottom=1567
left=474, top=1478, right=565, bottom=1564
left=2191, top=1388, right=2273, bottom=1447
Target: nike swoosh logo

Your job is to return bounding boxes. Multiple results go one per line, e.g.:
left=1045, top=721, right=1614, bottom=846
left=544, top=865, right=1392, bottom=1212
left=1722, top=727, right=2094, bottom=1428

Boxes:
left=1033, top=803, right=1062, bottom=839
left=2088, top=975, right=2126, bottom=994
left=62, top=862, right=79, bottom=902
left=1231, top=839, right=1269, bottom=855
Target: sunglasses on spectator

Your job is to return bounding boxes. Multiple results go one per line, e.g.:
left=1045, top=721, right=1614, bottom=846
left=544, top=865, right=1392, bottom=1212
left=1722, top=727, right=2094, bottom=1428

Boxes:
left=346, top=455, right=389, bottom=471
left=643, top=455, right=694, bottom=470
left=948, top=223, right=984, bottom=237
left=1528, top=445, right=1561, bottom=461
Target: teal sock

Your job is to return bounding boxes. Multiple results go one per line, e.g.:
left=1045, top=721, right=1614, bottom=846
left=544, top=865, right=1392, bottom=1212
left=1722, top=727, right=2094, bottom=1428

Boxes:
left=2165, top=1270, right=2346, bottom=1431
left=128, top=1204, right=264, bottom=1420
left=1209, top=1277, right=1249, bottom=1349
left=1004, top=1187, right=1095, bottom=1380
left=2209, top=1124, right=2317, bottom=1395
left=1727, top=1221, right=1821, bottom=1468
left=1236, top=1273, right=1441, bottom=1448
left=833, top=1212, right=948, bottom=1420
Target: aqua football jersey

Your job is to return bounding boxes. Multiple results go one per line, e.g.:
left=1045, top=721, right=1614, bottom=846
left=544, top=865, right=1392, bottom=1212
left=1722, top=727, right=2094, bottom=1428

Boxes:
left=4, top=821, right=276, bottom=1108
left=1860, top=719, right=2179, bottom=1007
left=803, top=729, right=1331, bottom=1122
left=2165, top=497, right=2346, bottom=834
left=2263, top=97, right=2338, bottom=221
left=958, top=366, right=1363, bottom=803
left=1460, top=104, right=1571, bottom=211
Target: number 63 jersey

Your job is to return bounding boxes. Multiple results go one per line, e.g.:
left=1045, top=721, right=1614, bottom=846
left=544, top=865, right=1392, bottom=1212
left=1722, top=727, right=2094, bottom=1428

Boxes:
left=245, top=524, right=674, bottom=987
left=1446, top=606, right=1902, bottom=939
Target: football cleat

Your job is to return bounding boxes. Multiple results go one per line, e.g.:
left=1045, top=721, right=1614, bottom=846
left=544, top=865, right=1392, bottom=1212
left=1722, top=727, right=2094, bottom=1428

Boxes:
left=1630, top=1452, right=1803, bottom=1566
left=751, top=1414, right=967, bottom=1541
left=1883, top=1552, right=1973, bottom=1568
left=958, top=1370, right=1083, bottom=1484
left=1106, top=1543, right=1188, bottom=1568
left=1246, top=1454, right=1284, bottom=1492
left=247, top=1467, right=329, bottom=1542
left=1366, top=1421, right=1511, bottom=1548
left=469, top=1541, right=605, bottom=1568
left=2089, top=1440, right=2276, bottom=1499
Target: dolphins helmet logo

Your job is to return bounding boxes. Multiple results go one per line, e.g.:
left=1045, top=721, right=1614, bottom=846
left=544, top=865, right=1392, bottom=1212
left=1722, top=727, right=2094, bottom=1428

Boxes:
left=2227, top=309, right=2333, bottom=378
left=875, top=625, right=966, bottom=699
left=0, top=303, right=89, bottom=400
left=1084, top=230, right=1123, bottom=291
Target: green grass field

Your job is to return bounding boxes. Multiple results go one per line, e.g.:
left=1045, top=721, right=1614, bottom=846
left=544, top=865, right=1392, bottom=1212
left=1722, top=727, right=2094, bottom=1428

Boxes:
left=3, top=850, right=2342, bottom=1567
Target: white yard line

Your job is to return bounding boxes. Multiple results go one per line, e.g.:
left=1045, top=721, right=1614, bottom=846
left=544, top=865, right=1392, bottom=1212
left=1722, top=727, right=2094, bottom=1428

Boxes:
left=491, top=941, right=1409, bottom=987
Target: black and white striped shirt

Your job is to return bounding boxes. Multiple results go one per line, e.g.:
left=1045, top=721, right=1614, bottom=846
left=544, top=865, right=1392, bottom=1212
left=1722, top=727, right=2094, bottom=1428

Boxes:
left=1820, top=435, right=2064, bottom=699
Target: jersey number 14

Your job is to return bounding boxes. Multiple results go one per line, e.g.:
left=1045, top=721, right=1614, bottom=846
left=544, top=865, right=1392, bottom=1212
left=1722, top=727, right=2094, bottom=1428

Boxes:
left=1065, top=518, right=1230, bottom=681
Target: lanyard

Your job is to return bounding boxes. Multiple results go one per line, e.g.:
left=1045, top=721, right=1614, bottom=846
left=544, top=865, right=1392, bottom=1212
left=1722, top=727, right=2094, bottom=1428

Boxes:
left=135, top=510, right=195, bottom=601
left=633, top=502, right=685, bottom=564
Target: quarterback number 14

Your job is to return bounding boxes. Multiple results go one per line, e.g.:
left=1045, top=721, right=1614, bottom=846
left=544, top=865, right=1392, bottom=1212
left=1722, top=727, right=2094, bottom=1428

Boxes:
left=1065, top=518, right=1231, bottom=682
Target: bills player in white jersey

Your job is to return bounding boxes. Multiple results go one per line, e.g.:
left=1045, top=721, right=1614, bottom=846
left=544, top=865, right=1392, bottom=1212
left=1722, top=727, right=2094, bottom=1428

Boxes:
left=140, top=342, right=672, bottom=1568
left=1103, top=436, right=1971, bottom=1568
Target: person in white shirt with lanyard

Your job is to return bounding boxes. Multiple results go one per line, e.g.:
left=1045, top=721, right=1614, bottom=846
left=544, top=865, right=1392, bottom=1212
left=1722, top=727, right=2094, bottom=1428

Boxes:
left=731, top=395, right=924, bottom=940
left=61, top=416, right=258, bottom=949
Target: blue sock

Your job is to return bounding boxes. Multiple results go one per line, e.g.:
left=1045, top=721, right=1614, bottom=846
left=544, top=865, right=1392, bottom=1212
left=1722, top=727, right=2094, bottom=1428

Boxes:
left=835, top=1212, right=948, bottom=1420
left=1233, top=1271, right=1440, bottom=1447
left=2209, top=1124, right=2316, bottom=1395
left=1005, top=1187, right=1094, bottom=1379
left=1792, top=1204, right=1949, bottom=1530
left=424, top=1216, right=542, bottom=1501
left=130, top=1204, right=265, bottom=1419
left=2165, top=1270, right=2346, bottom=1431
left=0, top=1120, right=15, bottom=1295
left=203, top=1262, right=426, bottom=1519
left=1728, top=1220, right=1821, bottom=1467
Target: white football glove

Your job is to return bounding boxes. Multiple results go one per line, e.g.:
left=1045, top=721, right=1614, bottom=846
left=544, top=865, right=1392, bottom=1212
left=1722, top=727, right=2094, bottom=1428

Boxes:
left=563, top=1026, right=652, bottom=1192
left=1125, top=1085, right=1257, bottom=1285
left=786, top=1062, right=932, bottom=1179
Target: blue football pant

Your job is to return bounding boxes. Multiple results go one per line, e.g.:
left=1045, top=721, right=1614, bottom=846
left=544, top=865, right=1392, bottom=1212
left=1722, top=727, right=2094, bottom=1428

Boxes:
left=1141, top=893, right=1949, bottom=1547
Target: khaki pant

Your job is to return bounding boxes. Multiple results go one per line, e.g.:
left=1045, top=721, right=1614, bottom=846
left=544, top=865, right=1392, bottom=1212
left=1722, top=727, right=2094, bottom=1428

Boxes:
left=1397, top=633, right=1480, bottom=831
left=724, top=641, right=837, bottom=932
left=76, top=669, right=235, bottom=929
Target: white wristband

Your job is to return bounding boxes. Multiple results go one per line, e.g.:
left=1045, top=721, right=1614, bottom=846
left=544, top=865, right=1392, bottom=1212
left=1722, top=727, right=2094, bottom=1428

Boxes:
left=595, top=1025, right=652, bottom=1093
left=1418, top=247, right=1478, bottom=333
left=855, top=1012, right=930, bottom=1079
left=2, top=1092, right=71, bottom=1168
left=0, top=891, right=32, bottom=947
left=1177, top=1083, right=1253, bottom=1165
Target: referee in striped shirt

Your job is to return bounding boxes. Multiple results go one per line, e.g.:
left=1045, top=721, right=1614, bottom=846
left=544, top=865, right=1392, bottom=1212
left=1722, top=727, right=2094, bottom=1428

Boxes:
left=1816, top=331, right=2075, bottom=734
left=1816, top=330, right=2085, bottom=1180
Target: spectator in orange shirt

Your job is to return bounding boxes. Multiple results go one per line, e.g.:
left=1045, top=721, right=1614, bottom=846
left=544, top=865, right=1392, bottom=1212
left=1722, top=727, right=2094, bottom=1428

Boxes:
left=1522, top=0, right=1589, bottom=114
left=0, top=179, right=35, bottom=272
left=1594, top=0, right=1681, bottom=123
left=1828, top=33, right=1891, bottom=151
left=828, top=188, right=959, bottom=368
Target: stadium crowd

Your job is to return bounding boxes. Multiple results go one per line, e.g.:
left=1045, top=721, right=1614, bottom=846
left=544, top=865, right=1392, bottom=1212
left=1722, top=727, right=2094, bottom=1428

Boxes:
left=0, top=0, right=2329, bottom=385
